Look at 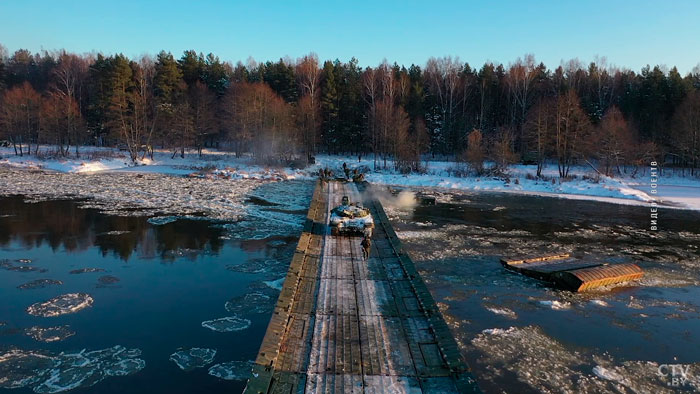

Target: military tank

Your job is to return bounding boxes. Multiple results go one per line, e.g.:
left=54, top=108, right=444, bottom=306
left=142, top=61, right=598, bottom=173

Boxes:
left=329, top=196, right=374, bottom=236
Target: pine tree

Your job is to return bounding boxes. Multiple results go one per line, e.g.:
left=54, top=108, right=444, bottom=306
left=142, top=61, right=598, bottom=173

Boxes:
left=204, top=53, right=229, bottom=96
left=320, top=61, right=338, bottom=151
left=263, top=59, right=297, bottom=102
left=154, top=51, right=183, bottom=104
left=178, top=50, right=205, bottom=86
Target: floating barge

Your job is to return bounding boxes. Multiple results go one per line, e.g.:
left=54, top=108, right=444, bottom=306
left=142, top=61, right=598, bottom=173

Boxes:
left=500, top=254, right=643, bottom=292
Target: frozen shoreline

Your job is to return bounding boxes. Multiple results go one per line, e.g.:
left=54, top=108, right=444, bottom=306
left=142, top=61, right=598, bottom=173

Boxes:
left=1, top=146, right=699, bottom=211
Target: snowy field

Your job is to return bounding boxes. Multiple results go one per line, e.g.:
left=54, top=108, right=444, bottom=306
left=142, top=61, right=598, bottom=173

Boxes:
left=1, top=146, right=699, bottom=211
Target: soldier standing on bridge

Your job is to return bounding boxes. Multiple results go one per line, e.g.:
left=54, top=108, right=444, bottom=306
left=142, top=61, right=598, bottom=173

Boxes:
left=343, top=162, right=351, bottom=180
left=361, top=234, right=371, bottom=260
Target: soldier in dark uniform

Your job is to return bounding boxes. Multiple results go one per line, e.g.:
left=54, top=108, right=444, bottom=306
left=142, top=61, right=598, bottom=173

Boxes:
left=361, top=235, right=371, bottom=260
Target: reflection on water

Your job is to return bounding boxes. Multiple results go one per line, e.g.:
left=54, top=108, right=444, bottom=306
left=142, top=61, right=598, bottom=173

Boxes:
left=0, top=193, right=302, bottom=394
left=0, top=195, right=225, bottom=262
left=386, top=190, right=700, bottom=393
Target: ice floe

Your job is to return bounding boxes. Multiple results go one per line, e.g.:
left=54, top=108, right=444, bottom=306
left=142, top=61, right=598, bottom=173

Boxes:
left=147, top=216, right=178, bottom=226
left=69, top=268, right=104, bottom=274
left=263, top=277, right=285, bottom=291
left=592, top=365, right=625, bottom=382
left=0, top=349, right=55, bottom=389
left=169, top=348, right=217, bottom=371
left=97, top=275, right=120, bottom=285
left=472, top=325, right=700, bottom=393
left=26, top=294, right=93, bottom=317
left=99, top=230, right=131, bottom=236
left=207, top=360, right=252, bottom=381
left=1, top=259, right=45, bottom=272
left=24, top=326, right=75, bottom=343
left=0, top=345, right=145, bottom=393
left=538, top=300, right=571, bottom=310
left=484, top=306, right=517, bottom=319
left=225, top=292, right=275, bottom=315
left=18, top=279, right=63, bottom=290
left=0, top=166, right=313, bottom=227
left=201, top=316, right=251, bottom=332
left=226, top=259, right=280, bottom=274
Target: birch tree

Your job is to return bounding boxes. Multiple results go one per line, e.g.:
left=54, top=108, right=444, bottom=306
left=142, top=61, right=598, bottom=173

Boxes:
left=296, top=53, right=320, bottom=159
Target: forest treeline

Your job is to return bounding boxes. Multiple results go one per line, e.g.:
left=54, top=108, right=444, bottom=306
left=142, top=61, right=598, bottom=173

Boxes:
left=0, top=43, right=699, bottom=177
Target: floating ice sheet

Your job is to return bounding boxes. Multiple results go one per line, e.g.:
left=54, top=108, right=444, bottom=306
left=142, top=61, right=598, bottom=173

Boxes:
left=0, top=167, right=313, bottom=227
left=201, top=316, right=251, bottom=332
left=484, top=306, right=517, bottom=319
left=472, top=325, right=700, bottom=393
left=263, top=277, right=285, bottom=291
left=225, top=292, right=274, bottom=315
left=99, top=230, right=131, bottom=236
left=0, top=349, right=55, bottom=389
left=147, top=216, right=178, bottom=226
left=207, top=360, right=252, bottom=381
left=69, top=268, right=104, bottom=275
left=97, top=275, right=120, bottom=285
left=225, top=258, right=287, bottom=277
left=18, top=279, right=63, bottom=290
left=26, top=293, right=93, bottom=317
left=1, top=259, right=44, bottom=272
left=0, top=345, right=144, bottom=393
left=25, top=326, right=75, bottom=343
left=169, top=348, right=216, bottom=371
left=538, top=300, right=571, bottom=310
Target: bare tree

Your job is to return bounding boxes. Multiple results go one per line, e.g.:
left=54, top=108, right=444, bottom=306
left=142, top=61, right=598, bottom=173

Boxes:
left=524, top=98, right=555, bottom=176
left=41, top=91, right=81, bottom=154
left=506, top=54, right=536, bottom=147
left=0, top=82, right=41, bottom=156
left=189, top=81, right=217, bottom=157
left=222, top=82, right=296, bottom=162
left=490, top=127, right=518, bottom=172
left=52, top=51, right=88, bottom=156
left=595, top=106, right=634, bottom=176
left=589, top=56, right=616, bottom=120
left=425, top=56, right=463, bottom=151
left=362, top=67, right=380, bottom=169
left=296, top=53, right=320, bottom=159
left=671, top=91, right=700, bottom=175
left=464, top=129, right=485, bottom=174
left=171, top=99, right=193, bottom=159
left=554, top=91, right=592, bottom=178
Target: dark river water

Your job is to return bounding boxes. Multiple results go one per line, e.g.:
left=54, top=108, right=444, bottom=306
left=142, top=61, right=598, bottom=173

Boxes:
left=2, top=183, right=700, bottom=394
left=0, top=194, right=301, bottom=394
left=384, top=189, right=700, bottom=393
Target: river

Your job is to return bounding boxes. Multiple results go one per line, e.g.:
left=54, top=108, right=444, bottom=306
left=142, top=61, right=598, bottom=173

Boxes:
left=1, top=179, right=699, bottom=393
left=383, top=188, right=700, bottom=393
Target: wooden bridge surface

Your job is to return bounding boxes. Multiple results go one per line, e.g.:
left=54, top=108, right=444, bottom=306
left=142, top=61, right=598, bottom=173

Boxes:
left=245, top=180, right=479, bottom=393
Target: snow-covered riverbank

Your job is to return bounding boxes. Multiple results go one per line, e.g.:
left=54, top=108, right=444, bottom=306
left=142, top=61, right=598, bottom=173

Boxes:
left=2, top=147, right=699, bottom=210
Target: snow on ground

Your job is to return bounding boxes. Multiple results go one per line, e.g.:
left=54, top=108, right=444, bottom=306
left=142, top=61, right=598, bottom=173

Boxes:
left=2, top=146, right=699, bottom=210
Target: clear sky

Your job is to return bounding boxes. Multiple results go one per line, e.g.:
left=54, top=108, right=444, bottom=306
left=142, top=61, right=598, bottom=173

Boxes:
left=1, top=0, right=699, bottom=73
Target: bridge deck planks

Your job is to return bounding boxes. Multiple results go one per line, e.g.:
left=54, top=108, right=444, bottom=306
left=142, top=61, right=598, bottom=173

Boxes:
left=245, top=180, right=479, bottom=393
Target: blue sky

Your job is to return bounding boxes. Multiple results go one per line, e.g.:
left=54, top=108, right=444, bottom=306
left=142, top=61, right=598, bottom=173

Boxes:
left=1, top=0, right=699, bottom=73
